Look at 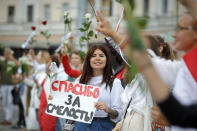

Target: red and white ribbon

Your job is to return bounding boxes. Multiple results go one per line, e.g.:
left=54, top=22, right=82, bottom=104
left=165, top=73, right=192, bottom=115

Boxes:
left=115, top=7, right=124, bottom=32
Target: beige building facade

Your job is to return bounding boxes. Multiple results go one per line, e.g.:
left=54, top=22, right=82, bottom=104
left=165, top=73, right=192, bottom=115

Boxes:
left=0, top=0, right=186, bottom=49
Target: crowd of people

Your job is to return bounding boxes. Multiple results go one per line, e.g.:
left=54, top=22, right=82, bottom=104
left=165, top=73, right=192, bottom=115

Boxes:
left=0, top=0, right=197, bottom=131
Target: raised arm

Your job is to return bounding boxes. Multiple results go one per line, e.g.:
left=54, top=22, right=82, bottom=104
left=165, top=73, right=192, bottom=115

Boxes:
left=96, top=11, right=126, bottom=49
left=61, top=55, right=81, bottom=78
left=61, top=45, right=81, bottom=78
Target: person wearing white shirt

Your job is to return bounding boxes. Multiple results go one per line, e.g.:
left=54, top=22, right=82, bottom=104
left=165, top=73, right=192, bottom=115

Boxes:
left=74, top=44, right=124, bottom=131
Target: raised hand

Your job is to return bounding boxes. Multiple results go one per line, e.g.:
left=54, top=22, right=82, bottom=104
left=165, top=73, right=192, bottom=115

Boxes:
left=96, top=11, right=126, bottom=50
left=60, top=45, right=68, bottom=56
left=96, top=11, right=115, bottom=37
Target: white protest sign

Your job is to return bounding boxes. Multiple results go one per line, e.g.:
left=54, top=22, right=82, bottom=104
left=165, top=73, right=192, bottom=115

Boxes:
left=46, top=80, right=99, bottom=124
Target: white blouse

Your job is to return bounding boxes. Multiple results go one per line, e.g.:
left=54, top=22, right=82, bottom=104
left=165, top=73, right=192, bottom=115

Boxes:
left=56, top=64, right=68, bottom=81
left=86, top=75, right=124, bottom=123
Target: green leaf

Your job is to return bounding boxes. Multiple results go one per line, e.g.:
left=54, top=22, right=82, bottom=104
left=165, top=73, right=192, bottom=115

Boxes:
left=82, top=22, right=87, bottom=27
left=128, top=59, right=138, bottom=82
left=21, top=63, right=29, bottom=76
left=135, top=16, right=148, bottom=29
left=87, top=21, right=92, bottom=29
left=40, top=31, right=44, bottom=35
left=88, top=30, right=94, bottom=37
left=8, top=65, right=18, bottom=75
left=79, top=28, right=86, bottom=32
left=95, top=34, right=97, bottom=38
left=80, top=36, right=87, bottom=42
left=84, top=21, right=92, bottom=30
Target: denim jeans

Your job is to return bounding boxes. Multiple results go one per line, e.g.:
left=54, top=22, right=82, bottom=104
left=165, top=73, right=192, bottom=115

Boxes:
left=74, top=117, right=113, bottom=131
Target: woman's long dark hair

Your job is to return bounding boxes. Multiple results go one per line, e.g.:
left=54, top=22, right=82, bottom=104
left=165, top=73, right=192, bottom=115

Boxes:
left=79, top=44, right=112, bottom=85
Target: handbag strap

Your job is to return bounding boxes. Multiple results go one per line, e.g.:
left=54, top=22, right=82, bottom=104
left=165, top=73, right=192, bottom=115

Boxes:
left=123, top=96, right=132, bottom=119
left=121, top=74, right=144, bottom=130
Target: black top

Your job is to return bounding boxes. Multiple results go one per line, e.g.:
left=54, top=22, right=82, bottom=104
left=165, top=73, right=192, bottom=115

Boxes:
left=158, top=93, right=197, bottom=128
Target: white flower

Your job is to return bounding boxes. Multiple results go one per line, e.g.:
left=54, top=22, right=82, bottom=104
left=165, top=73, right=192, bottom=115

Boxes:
left=19, top=56, right=29, bottom=64
left=85, top=13, right=91, bottom=19
left=64, top=11, right=69, bottom=16
left=64, top=40, right=69, bottom=45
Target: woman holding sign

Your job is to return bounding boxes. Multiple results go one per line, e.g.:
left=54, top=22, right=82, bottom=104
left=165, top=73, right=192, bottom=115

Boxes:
left=74, top=44, right=124, bottom=131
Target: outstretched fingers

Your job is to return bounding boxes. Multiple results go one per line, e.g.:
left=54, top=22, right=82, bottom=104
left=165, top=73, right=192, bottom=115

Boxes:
left=96, top=10, right=106, bottom=23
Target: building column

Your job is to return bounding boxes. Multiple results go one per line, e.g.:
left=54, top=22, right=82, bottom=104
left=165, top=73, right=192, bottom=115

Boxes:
left=18, top=0, right=25, bottom=24
left=149, top=0, right=157, bottom=17
left=34, top=0, right=40, bottom=23
left=168, top=0, right=174, bottom=16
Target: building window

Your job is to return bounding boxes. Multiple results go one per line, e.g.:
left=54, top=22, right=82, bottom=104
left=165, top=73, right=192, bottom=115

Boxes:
left=101, top=0, right=113, bottom=17
left=8, top=6, right=15, bottom=23
left=44, top=4, right=51, bottom=21
left=61, top=3, right=69, bottom=20
left=162, top=0, right=168, bottom=14
left=27, top=5, right=34, bottom=22
left=63, top=3, right=69, bottom=11
left=143, top=0, right=149, bottom=16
